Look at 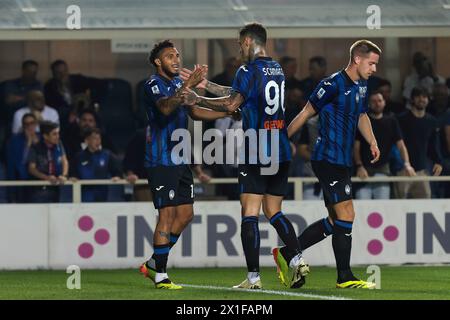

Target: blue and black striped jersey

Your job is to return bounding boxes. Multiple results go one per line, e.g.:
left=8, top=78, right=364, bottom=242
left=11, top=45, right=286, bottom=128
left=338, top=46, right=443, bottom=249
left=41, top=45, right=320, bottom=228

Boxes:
left=143, top=74, right=188, bottom=167
left=309, top=70, right=369, bottom=167
left=232, top=57, right=291, bottom=164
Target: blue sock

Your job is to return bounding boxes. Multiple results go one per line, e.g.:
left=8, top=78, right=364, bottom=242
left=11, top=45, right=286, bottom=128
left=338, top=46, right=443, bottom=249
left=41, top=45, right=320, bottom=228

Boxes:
left=270, top=211, right=301, bottom=256
left=241, top=216, right=260, bottom=272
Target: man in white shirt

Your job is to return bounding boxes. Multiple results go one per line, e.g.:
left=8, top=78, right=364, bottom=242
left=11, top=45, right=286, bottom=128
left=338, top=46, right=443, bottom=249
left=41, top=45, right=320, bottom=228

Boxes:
left=403, top=52, right=445, bottom=102
left=12, top=90, right=59, bottom=134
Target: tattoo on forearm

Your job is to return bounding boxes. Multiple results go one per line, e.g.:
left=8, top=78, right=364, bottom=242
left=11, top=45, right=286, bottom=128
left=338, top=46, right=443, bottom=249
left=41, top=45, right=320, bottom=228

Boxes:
left=205, top=81, right=232, bottom=97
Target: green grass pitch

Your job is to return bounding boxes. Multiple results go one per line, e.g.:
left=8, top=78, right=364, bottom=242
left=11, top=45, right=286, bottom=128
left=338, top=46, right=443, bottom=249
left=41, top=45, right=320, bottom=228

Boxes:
left=0, top=266, right=449, bottom=300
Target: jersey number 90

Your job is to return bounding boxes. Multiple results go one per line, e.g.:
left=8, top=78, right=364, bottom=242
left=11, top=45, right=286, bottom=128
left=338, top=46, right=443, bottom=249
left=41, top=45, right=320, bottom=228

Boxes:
left=264, top=80, right=285, bottom=115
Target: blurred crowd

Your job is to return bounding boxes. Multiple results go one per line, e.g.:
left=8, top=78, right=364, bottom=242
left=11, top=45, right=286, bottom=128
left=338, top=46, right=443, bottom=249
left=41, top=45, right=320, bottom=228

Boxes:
left=0, top=51, right=449, bottom=203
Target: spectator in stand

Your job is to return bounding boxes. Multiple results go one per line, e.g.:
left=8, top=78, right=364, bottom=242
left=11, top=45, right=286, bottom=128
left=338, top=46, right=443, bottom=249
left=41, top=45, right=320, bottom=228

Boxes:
left=12, top=90, right=59, bottom=134
left=63, top=108, right=116, bottom=165
left=210, top=57, right=240, bottom=88
left=301, top=56, right=327, bottom=98
left=284, top=87, right=306, bottom=126
left=354, top=92, right=415, bottom=199
left=376, top=78, right=405, bottom=115
left=123, top=127, right=211, bottom=201
left=403, top=52, right=445, bottom=103
left=280, top=56, right=303, bottom=91
left=441, top=112, right=450, bottom=198
left=284, top=87, right=306, bottom=183
left=27, top=121, right=68, bottom=203
left=296, top=114, right=322, bottom=200
left=395, top=87, right=443, bottom=199
left=44, top=59, right=106, bottom=130
left=213, top=114, right=242, bottom=200
left=2, top=60, right=42, bottom=119
left=73, top=127, right=121, bottom=202
left=429, top=83, right=450, bottom=198
left=6, top=113, right=40, bottom=202
left=123, top=128, right=152, bottom=201
left=429, top=83, right=450, bottom=119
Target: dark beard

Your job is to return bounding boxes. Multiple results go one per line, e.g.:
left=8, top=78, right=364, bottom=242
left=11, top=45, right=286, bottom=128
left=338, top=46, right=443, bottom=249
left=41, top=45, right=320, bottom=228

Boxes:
left=161, top=65, right=178, bottom=78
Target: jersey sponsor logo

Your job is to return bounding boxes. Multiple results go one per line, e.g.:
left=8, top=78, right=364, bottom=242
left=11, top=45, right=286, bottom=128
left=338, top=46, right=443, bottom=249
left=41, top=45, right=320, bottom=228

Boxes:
left=317, top=87, right=326, bottom=99
left=151, top=85, right=160, bottom=94
left=155, top=185, right=164, bottom=191
left=330, top=181, right=338, bottom=186
left=263, top=119, right=285, bottom=130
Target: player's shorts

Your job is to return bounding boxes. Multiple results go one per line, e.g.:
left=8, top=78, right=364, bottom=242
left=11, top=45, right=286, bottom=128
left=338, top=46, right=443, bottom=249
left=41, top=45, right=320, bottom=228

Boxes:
left=146, top=164, right=194, bottom=209
left=238, top=161, right=290, bottom=196
left=311, top=160, right=353, bottom=207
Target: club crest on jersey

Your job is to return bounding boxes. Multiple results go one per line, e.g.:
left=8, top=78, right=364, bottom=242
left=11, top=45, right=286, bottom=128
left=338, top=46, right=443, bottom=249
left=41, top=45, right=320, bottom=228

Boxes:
left=169, top=190, right=175, bottom=200
left=99, top=159, right=105, bottom=167
left=151, top=85, right=160, bottom=94
left=359, top=86, right=367, bottom=98
left=317, top=87, right=326, bottom=99
left=176, top=82, right=182, bottom=89
left=345, top=184, right=351, bottom=195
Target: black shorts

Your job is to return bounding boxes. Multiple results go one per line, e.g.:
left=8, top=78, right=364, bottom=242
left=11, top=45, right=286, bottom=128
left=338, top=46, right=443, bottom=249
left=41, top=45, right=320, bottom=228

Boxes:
left=311, top=160, right=353, bottom=206
left=146, top=165, right=194, bottom=209
left=238, top=162, right=290, bottom=196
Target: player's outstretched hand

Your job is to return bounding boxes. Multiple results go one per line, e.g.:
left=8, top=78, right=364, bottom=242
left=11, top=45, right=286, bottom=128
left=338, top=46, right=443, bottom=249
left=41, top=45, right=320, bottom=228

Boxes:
left=182, top=65, right=208, bottom=89
left=370, top=144, right=380, bottom=164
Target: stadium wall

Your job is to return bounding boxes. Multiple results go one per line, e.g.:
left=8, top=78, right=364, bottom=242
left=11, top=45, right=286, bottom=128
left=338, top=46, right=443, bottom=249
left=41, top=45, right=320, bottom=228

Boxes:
left=0, top=200, right=449, bottom=270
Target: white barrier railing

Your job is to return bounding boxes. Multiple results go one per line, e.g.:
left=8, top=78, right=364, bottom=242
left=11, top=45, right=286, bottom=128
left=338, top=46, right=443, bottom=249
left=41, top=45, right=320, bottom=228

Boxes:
left=1, top=176, right=449, bottom=202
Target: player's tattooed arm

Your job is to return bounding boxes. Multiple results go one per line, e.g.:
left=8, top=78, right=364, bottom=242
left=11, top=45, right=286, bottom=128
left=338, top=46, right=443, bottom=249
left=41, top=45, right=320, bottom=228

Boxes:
left=156, top=67, right=207, bottom=116
left=183, top=89, right=244, bottom=113
left=204, top=81, right=232, bottom=97
left=155, top=92, right=185, bottom=116
left=287, top=101, right=317, bottom=139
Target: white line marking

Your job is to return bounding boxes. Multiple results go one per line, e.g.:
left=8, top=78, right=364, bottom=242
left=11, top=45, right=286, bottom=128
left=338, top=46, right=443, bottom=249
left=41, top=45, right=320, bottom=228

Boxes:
left=180, top=283, right=351, bottom=300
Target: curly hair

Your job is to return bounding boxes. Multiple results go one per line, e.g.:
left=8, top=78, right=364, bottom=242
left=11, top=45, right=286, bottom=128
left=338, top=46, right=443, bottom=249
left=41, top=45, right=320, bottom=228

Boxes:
left=148, top=40, right=175, bottom=67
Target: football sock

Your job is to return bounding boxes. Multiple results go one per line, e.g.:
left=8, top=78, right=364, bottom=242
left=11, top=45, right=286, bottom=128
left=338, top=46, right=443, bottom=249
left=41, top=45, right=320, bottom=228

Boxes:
left=281, top=217, right=334, bottom=265
left=155, top=273, right=168, bottom=283
left=332, top=219, right=356, bottom=283
left=270, top=211, right=301, bottom=256
left=299, top=217, right=334, bottom=250
left=289, top=253, right=303, bottom=268
left=241, top=216, right=260, bottom=272
left=169, top=233, right=180, bottom=249
left=247, top=271, right=261, bottom=284
left=152, top=244, right=170, bottom=273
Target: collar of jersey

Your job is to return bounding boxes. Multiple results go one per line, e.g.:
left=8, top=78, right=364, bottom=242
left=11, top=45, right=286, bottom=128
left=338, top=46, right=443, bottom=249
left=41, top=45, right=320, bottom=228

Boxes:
left=155, top=73, right=177, bottom=86
left=341, top=69, right=359, bottom=87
